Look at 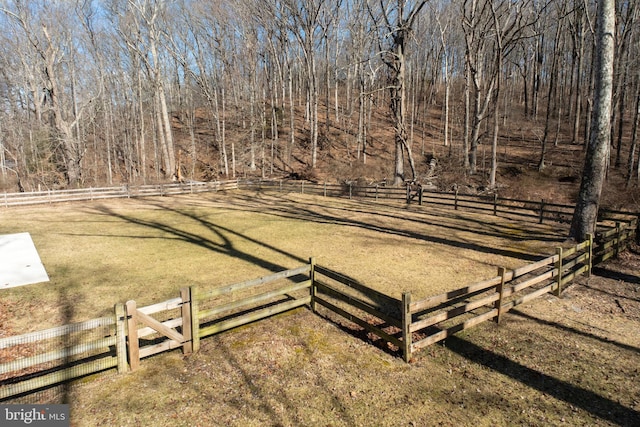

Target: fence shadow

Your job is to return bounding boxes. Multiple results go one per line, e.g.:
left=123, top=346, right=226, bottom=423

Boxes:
left=591, top=266, right=640, bottom=285
left=443, top=335, right=640, bottom=426
left=509, top=309, right=640, bottom=354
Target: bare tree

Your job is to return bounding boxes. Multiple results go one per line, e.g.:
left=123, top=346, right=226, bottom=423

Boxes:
left=370, top=0, right=429, bottom=185
left=277, top=0, right=325, bottom=169
left=626, top=77, right=640, bottom=187
left=2, top=1, right=87, bottom=186
left=570, top=0, right=615, bottom=240
left=114, top=0, right=177, bottom=180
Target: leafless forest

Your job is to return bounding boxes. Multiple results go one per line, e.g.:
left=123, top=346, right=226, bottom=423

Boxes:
left=0, top=0, right=639, bottom=198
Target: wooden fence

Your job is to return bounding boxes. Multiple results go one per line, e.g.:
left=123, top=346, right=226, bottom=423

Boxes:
left=1, top=180, right=239, bottom=207
left=404, top=235, right=594, bottom=361
left=0, top=263, right=315, bottom=400
left=1, top=184, right=637, bottom=400
left=190, top=264, right=313, bottom=352
left=240, top=179, right=639, bottom=228
left=5, top=177, right=637, bottom=233
left=0, top=309, right=127, bottom=399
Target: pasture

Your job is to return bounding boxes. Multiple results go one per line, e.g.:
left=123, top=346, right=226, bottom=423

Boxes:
left=1, top=190, right=638, bottom=426
left=0, top=190, right=567, bottom=332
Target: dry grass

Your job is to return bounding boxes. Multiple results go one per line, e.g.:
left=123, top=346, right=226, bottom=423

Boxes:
left=1, top=190, right=638, bottom=426
left=0, top=190, right=567, bottom=332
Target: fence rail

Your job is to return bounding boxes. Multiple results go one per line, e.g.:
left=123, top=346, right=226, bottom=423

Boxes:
left=4, top=178, right=638, bottom=231
left=0, top=308, right=127, bottom=400
left=312, top=265, right=404, bottom=350
left=1, top=183, right=637, bottom=400
left=192, top=264, right=313, bottom=351
left=240, top=179, right=639, bottom=228
left=403, top=234, right=595, bottom=361
left=2, top=180, right=239, bottom=207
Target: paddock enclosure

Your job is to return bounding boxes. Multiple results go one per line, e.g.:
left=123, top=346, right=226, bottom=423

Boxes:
left=1, top=188, right=573, bottom=331
left=1, top=185, right=638, bottom=426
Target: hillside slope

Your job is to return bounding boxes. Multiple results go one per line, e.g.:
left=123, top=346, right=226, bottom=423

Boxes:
left=172, top=103, right=640, bottom=212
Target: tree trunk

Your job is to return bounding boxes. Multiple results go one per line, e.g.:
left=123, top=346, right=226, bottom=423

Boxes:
left=571, top=5, right=585, bottom=144
left=463, top=47, right=471, bottom=169
left=625, top=81, right=640, bottom=187
left=614, top=47, right=631, bottom=168
left=569, top=0, right=615, bottom=241
left=390, top=35, right=416, bottom=185
left=538, top=21, right=562, bottom=170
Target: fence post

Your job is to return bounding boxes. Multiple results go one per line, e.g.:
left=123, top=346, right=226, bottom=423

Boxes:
left=493, top=193, right=498, bottom=216
left=375, top=184, right=379, bottom=201
left=615, top=222, right=622, bottom=257
left=555, top=247, right=563, bottom=297
left=454, top=189, right=459, bottom=210
left=191, top=287, right=200, bottom=353
left=419, top=187, right=423, bottom=206
left=406, top=185, right=410, bottom=204
left=181, top=287, right=193, bottom=355
left=539, top=199, right=545, bottom=224
left=301, top=180, right=305, bottom=194
left=635, top=216, right=640, bottom=244
left=125, top=300, right=140, bottom=371
left=494, top=267, right=506, bottom=324
left=586, top=234, right=593, bottom=278
left=349, top=183, right=352, bottom=199
left=401, top=292, right=412, bottom=363
left=309, top=257, right=317, bottom=313
left=114, top=303, right=128, bottom=373
left=323, top=181, right=327, bottom=197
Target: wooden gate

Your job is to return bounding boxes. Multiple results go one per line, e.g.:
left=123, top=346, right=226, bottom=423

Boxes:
left=126, top=287, right=192, bottom=370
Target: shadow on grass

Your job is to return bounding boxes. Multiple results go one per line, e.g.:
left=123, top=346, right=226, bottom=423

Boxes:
left=217, top=192, right=564, bottom=263
left=82, top=190, right=567, bottom=287
left=188, top=315, right=359, bottom=427
left=577, top=281, right=640, bottom=303
left=509, top=309, right=640, bottom=354
left=443, top=334, right=640, bottom=426
left=93, top=203, right=306, bottom=277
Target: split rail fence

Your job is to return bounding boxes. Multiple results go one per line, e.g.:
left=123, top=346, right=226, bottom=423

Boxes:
left=239, top=178, right=638, bottom=227
left=2, top=180, right=239, bottom=207
left=1, top=181, right=638, bottom=401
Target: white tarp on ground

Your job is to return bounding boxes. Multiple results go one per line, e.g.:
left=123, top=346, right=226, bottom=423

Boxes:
left=0, top=232, right=49, bottom=289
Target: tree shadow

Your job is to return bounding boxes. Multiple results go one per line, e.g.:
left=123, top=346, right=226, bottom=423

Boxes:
left=185, top=313, right=360, bottom=427
left=509, top=309, right=640, bottom=354
left=211, top=192, right=565, bottom=263
left=591, top=266, right=640, bottom=285
left=92, top=202, right=306, bottom=277
left=443, top=334, right=640, bottom=426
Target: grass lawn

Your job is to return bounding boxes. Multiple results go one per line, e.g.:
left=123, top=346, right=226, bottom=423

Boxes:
left=2, top=190, right=638, bottom=426
left=0, top=190, right=567, bottom=332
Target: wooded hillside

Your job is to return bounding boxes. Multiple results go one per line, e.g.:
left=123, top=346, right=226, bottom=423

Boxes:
left=0, top=0, right=638, bottom=210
